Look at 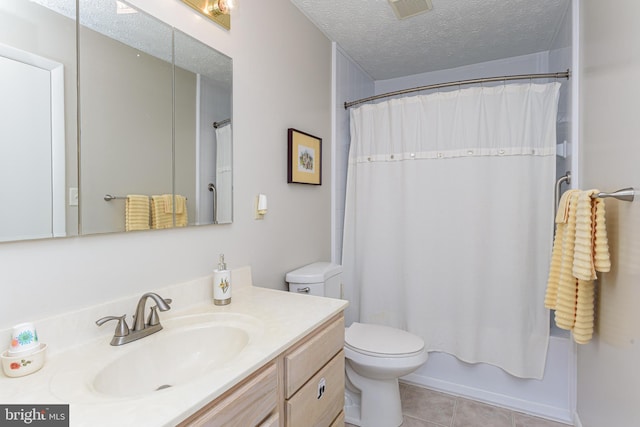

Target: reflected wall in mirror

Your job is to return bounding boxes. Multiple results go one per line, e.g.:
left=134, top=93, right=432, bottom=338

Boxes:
left=0, top=0, right=232, bottom=243
left=0, top=0, right=78, bottom=242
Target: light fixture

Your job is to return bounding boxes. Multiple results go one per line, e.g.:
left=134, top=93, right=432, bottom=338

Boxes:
left=180, top=0, right=237, bottom=30
left=209, top=0, right=236, bottom=15
left=387, top=0, right=433, bottom=20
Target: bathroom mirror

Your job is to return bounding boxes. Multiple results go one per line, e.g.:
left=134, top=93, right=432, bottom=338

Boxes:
left=0, top=0, right=233, bottom=242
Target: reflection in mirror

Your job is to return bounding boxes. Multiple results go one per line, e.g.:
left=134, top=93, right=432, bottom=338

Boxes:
left=174, top=30, right=233, bottom=225
left=0, top=0, right=78, bottom=242
left=0, top=0, right=233, bottom=242
left=77, top=0, right=232, bottom=234
left=78, top=0, right=174, bottom=234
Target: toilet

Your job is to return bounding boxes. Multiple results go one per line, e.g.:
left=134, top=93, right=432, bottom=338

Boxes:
left=286, top=262, right=428, bottom=427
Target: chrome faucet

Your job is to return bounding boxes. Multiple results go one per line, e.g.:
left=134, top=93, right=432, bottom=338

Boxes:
left=96, top=292, right=172, bottom=346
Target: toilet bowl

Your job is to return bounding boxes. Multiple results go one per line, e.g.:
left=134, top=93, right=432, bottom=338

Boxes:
left=286, top=262, right=429, bottom=427
left=343, top=322, right=428, bottom=427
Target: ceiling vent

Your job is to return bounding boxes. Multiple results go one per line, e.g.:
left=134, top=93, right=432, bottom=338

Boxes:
left=387, top=0, right=433, bottom=20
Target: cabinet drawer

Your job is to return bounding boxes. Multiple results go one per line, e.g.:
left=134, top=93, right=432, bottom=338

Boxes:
left=284, top=315, right=344, bottom=398
left=330, top=411, right=345, bottom=427
left=258, top=412, right=279, bottom=427
left=286, top=350, right=345, bottom=427
left=179, top=362, right=277, bottom=427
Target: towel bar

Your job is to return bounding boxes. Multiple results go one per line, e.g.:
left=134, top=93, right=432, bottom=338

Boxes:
left=213, top=118, right=231, bottom=128
left=105, top=194, right=188, bottom=201
left=554, top=172, right=571, bottom=214
left=592, top=188, right=635, bottom=202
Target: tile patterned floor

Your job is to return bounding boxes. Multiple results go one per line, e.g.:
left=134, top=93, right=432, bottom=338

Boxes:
left=345, top=383, right=570, bottom=427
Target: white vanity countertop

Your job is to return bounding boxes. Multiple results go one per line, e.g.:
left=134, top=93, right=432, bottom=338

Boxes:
left=0, top=285, right=348, bottom=426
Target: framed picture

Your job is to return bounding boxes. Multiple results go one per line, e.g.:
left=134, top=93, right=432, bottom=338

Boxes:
left=288, top=128, right=322, bottom=185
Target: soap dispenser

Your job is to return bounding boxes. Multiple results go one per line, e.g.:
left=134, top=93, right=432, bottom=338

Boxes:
left=213, top=254, right=231, bottom=305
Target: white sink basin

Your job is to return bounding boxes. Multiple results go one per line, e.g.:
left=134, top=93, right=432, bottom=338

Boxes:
left=49, top=312, right=264, bottom=401
left=92, top=324, right=250, bottom=397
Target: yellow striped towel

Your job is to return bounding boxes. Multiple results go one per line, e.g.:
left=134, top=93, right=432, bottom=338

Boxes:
left=552, top=191, right=580, bottom=330
left=175, top=195, right=188, bottom=227
left=573, top=190, right=598, bottom=280
left=545, top=189, right=611, bottom=344
left=593, top=197, right=611, bottom=273
left=125, top=195, right=150, bottom=231
left=160, top=195, right=188, bottom=227
left=545, top=190, right=579, bottom=309
left=151, top=194, right=174, bottom=229
left=573, top=279, right=595, bottom=344
left=162, top=194, right=186, bottom=214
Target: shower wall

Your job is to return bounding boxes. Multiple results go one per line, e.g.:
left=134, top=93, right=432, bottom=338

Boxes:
left=332, top=45, right=374, bottom=264
left=332, top=5, right=574, bottom=420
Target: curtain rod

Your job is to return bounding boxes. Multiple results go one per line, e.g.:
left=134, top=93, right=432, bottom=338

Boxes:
left=344, top=69, right=571, bottom=109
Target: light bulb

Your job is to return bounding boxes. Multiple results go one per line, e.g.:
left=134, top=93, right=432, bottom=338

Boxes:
left=214, top=0, right=235, bottom=15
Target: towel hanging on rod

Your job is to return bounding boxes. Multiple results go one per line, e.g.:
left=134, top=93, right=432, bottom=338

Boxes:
left=553, top=172, right=634, bottom=205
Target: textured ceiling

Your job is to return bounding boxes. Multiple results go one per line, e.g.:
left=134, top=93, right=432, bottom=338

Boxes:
left=290, top=0, right=571, bottom=80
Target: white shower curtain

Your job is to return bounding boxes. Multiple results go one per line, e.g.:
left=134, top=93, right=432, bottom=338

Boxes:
left=342, top=83, right=560, bottom=379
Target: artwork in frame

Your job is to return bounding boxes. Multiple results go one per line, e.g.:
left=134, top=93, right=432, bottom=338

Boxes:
left=287, top=128, right=322, bottom=185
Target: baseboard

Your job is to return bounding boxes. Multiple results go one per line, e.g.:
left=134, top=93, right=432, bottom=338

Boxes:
left=401, top=373, right=574, bottom=425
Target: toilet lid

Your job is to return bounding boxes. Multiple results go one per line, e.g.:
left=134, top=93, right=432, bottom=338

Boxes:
left=345, top=322, right=425, bottom=356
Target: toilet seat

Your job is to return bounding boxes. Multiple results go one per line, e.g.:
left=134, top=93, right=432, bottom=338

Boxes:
left=345, top=322, right=425, bottom=358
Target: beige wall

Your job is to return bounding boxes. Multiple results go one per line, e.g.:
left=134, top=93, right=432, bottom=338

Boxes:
left=578, top=1, right=640, bottom=426
left=0, top=0, right=332, bottom=326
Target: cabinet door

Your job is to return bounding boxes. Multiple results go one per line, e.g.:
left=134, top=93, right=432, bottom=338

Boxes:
left=179, top=362, right=277, bottom=427
left=286, top=350, right=345, bottom=427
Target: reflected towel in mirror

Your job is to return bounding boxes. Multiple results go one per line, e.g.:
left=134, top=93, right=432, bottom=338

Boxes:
left=151, top=195, right=173, bottom=229
left=175, top=195, right=187, bottom=227
left=125, top=195, right=150, bottom=231
left=151, top=194, right=188, bottom=228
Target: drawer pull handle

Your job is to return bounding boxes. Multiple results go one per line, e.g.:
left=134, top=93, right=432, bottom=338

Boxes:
left=317, top=377, right=326, bottom=399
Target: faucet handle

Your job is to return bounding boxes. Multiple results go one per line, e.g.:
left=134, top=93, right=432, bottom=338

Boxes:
left=96, top=315, right=130, bottom=337
left=147, top=306, right=160, bottom=326
left=147, top=298, right=172, bottom=326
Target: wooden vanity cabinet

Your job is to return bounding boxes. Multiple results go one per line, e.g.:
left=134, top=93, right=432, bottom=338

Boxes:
left=179, top=313, right=345, bottom=427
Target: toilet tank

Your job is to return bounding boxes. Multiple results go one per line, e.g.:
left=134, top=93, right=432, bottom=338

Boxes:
left=286, top=262, right=342, bottom=299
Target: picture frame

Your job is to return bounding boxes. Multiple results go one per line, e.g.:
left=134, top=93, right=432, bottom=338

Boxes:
left=288, top=128, right=322, bottom=185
